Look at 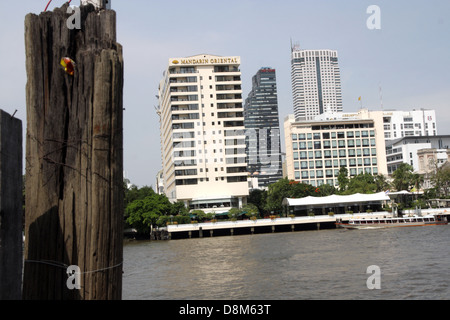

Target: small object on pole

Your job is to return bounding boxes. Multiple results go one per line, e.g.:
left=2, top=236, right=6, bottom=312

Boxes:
left=60, top=57, right=76, bottom=76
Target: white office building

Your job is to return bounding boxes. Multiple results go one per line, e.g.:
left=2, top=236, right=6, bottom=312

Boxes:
left=386, top=135, right=450, bottom=175
left=157, top=54, right=249, bottom=213
left=284, top=109, right=388, bottom=188
left=291, top=46, right=342, bottom=121
left=382, top=109, right=437, bottom=140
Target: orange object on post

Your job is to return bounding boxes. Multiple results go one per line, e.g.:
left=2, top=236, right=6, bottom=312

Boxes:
left=60, top=57, right=76, bottom=76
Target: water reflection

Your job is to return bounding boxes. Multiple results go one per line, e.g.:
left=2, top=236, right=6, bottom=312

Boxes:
left=123, top=226, right=450, bottom=300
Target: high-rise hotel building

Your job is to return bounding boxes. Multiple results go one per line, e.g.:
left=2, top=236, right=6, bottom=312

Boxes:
left=157, top=54, right=248, bottom=212
left=244, top=67, right=282, bottom=188
left=291, top=46, right=343, bottom=121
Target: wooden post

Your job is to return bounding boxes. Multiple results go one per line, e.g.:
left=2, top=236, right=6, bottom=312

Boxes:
left=0, top=110, right=23, bottom=300
left=23, top=4, right=123, bottom=300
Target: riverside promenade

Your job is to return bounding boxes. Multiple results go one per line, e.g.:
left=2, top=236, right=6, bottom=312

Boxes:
left=165, top=212, right=391, bottom=239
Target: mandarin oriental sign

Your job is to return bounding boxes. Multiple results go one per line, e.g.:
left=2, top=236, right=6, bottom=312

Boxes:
left=171, top=56, right=239, bottom=66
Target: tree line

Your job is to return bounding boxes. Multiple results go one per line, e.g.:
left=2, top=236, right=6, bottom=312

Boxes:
left=123, top=162, right=450, bottom=235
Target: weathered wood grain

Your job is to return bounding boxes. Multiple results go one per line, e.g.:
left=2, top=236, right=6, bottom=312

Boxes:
left=23, top=3, right=123, bottom=300
left=0, top=109, right=23, bottom=300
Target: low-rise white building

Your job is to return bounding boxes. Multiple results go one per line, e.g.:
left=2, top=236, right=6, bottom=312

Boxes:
left=382, top=109, right=436, bottom=140
left=385, top=135, right=450, bottom=175
left=284, top=109, right=387, bottom=187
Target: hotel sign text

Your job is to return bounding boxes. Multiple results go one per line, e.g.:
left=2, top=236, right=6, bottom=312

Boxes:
left=171, top=57, right=239, bottom=66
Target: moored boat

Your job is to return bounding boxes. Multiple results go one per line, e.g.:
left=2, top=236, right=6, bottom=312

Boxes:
left=336, top=215, right=448, bottom=230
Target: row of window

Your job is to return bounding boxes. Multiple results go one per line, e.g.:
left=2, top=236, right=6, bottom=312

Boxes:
left=292, top=130, right=375, bottom=140
left=172, top=120, right=244, bottom=130
left=293, top=139, right=376, bottom=150
left=294, top=148, right=377, bottom=160
left=175, top=166, right=247, bottom=176
left=175, top=175, right=247, bottom=186
left=294, top=167, right=379, bottom=183
left=294, top=157, right=378, bottom=170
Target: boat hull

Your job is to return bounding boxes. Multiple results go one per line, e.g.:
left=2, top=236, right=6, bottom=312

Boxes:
left=336, top=216, right=448, bottom=230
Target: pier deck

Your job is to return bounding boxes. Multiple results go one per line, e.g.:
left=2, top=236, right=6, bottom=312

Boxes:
left=166, top=212, right=389, bottom=239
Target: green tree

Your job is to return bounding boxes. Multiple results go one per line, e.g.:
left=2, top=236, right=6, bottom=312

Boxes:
left=125, top=189, right=172, bottom=234
left=247, top=189, right=267, bottom=216
left=316, top=183, right=336, bottom=196
left=410, top=173, right=424, bottom=199
left=190, top=209, right=206, bottom=222
left=344, top=173, right=377, bottom=194
left=431, top=163, right=450, bottom=198
left=373, top=174, right=391, bottom=192
left=392, top=163, right=414, bottom=191
left=264, top=178, right=316, bottom=214
left=337, top=166, right=349, bottom=192
left=124, top=184, right=154, bottom=208
left=241, top=203, right=259, bottom=219
left=171, top=201, right=189, bottom=216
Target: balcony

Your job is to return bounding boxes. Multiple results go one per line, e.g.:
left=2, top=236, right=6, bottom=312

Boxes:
left=217, top=94, right=242, bottom=101
left=218, top=112, right=243, bottom=119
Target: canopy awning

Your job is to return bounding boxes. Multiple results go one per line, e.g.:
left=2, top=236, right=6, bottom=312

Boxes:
left=282, top=192, right=390, bottom=207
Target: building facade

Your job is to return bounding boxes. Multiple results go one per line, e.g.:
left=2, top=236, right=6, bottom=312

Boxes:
left=417, top=148, right=450, bottom=189
left=244, top=67, right=282, bottom=188
left=382, top=109, right=437, bottom=140
left=291, top=46, right=342, bottom=121
left=157, top=54, right=248, bottom=213
left=385, top=135, right=450, bottom=175
left=284, top=110, right=387, bottom=187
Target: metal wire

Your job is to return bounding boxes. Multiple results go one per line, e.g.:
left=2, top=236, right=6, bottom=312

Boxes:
left=44, top=0, right=72, bottom=12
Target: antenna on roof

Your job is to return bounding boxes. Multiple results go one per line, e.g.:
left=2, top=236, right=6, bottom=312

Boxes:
left=379, top=82, right=383, bottom=111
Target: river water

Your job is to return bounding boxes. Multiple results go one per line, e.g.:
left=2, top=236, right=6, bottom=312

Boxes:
left=122, top=225, right=450, bottom=300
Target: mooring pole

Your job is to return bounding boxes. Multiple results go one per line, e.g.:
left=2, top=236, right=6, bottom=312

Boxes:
left=23, top=4, right=124, bottom=300
left=0, top=109, right=23, bottom=300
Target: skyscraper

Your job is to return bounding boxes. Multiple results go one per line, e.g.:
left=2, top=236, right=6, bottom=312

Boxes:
left=244, top=67, right=282, bottom=188
left=157, top=54, right=248, bottom=213
left=291, top=46, right=342, bottom=121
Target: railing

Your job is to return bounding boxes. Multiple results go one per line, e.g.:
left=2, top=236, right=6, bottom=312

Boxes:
left=166, top=212, right=392, bottom=233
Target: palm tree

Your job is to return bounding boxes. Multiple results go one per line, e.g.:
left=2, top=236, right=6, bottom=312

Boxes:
left=392, top=163, right=414, bottom=191
left=373, top=174, right=391, bottom=192
left=411, top=173, right=424, bottom=200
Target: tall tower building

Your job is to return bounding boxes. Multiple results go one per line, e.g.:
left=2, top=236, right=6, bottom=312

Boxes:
left=291, top=46, right=342, bottom=121
left=244, top=67, right=282, bottom=188
left=158, top=54, right=248, bottom=213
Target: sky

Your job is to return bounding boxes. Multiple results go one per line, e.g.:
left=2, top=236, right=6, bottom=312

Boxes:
left=0, top=0, right=449, bottom=188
